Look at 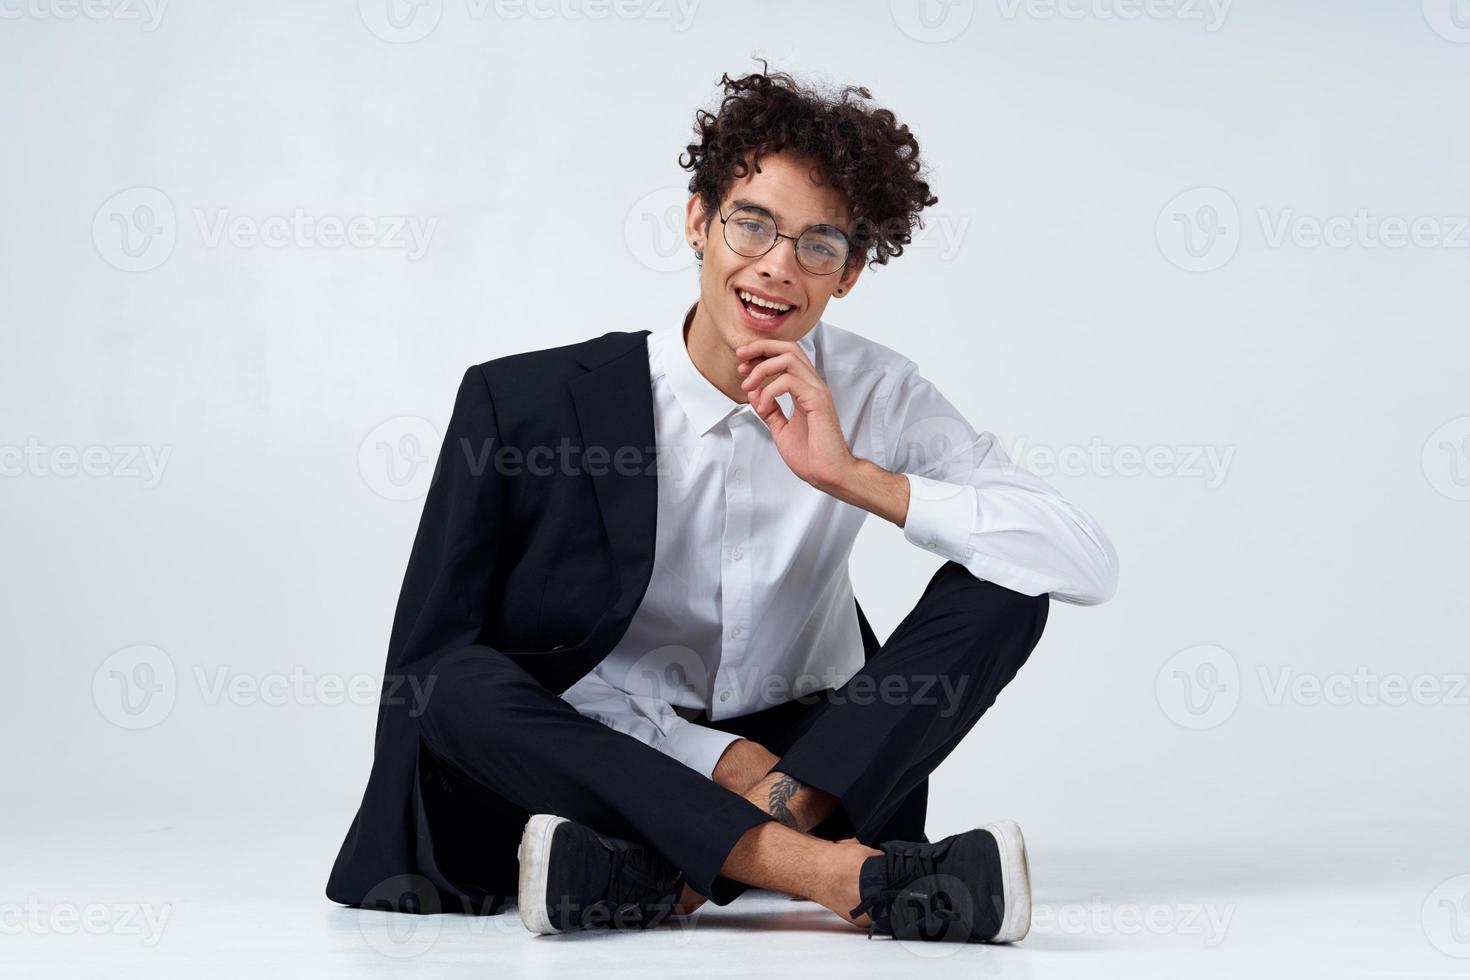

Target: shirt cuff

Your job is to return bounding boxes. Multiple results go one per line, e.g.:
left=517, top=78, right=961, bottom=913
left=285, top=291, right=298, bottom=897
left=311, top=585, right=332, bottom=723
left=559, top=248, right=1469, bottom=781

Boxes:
left=902, top=473, right=978, bottom=564
left=660, top=723, right=744, bottom=781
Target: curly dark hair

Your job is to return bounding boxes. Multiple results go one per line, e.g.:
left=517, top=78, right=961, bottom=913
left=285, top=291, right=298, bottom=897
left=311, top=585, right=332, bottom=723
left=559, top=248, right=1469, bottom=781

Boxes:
left=679, top=61, right=939, bottom=272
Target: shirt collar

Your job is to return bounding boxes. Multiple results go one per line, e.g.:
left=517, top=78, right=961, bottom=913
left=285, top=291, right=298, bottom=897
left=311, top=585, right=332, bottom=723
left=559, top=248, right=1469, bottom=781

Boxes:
left=661, top=300, right=817, bottom=437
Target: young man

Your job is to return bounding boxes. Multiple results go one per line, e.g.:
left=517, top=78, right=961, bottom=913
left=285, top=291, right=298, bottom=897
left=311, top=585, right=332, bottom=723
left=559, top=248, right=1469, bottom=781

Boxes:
left=327, top=66, right=1118, bottom=944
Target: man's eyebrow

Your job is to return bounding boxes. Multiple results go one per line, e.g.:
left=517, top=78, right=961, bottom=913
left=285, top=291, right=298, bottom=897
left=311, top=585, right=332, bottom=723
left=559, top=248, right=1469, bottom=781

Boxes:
left=730, top=197, right=778, bottom=220
left=730, top=197, right=846, bottom=235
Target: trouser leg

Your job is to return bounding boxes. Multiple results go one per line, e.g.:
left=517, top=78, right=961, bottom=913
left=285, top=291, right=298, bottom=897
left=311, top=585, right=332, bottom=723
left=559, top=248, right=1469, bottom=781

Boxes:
left=699, top=689, right=928, bottom=844
left=416, top=644, right=774, bottom=905
left=774, top=561, right=1050, bottom=844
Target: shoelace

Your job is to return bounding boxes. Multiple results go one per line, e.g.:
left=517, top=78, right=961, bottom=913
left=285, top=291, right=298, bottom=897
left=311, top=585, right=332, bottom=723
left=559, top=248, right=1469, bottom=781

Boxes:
left=592, top=845, right=682, bottom=928
left=848, top=847, right=965, bottom=941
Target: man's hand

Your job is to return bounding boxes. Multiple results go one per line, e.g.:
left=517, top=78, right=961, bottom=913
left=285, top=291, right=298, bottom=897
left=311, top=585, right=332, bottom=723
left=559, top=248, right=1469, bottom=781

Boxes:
left=737, top=338, right=911, bottom=526
left=712, top=738, right=780, bottom=796
left=737, top=339, right=858, bottom=492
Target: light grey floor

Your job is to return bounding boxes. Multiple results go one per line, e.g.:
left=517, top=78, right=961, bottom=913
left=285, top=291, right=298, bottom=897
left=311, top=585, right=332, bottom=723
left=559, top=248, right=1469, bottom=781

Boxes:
left=10, top=815, right=1466, bottom=978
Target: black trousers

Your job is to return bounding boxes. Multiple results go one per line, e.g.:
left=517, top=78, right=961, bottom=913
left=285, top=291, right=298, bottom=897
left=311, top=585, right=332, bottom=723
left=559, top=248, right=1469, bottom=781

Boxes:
left=416, top=561, right=1049, bottom=908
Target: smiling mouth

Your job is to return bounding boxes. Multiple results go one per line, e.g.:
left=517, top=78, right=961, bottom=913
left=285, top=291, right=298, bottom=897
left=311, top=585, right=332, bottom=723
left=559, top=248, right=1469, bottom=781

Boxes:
left=734, top=287, right=796, bottom=325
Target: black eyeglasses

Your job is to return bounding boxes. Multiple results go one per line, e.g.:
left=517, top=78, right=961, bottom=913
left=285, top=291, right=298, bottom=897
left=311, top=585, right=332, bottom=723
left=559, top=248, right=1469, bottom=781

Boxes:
left=718, top=204, right=852, bottom=276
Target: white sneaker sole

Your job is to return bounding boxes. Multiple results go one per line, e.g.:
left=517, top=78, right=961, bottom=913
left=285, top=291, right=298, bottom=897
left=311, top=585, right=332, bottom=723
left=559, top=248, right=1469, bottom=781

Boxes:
left=517, top=814, right=568, bottom=935
left=978, top=819, right=1031, bottom=943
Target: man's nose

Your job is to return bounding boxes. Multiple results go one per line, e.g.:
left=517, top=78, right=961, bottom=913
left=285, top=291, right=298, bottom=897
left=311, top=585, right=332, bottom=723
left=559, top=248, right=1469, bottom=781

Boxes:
left=752, top=237, right=801, bottom=283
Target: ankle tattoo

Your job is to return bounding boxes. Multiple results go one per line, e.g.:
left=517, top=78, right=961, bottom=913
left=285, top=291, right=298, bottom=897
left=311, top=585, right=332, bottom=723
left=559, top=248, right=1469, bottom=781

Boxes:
left=766, top=774, right=804, bottom=829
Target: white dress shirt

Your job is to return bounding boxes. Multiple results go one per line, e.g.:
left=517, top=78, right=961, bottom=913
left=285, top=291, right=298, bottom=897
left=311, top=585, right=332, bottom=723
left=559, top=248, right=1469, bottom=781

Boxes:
left=559, top=300, right=1118, bottom=779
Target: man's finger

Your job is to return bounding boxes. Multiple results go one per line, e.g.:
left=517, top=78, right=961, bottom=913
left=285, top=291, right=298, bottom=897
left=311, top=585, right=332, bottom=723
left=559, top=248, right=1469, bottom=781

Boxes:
left=748, top=384, right=788, bottom=429
left=737, top=338, right=816, bottom=370
left=741, top=353, right=802, bottom=392
left=741, top=353, right=819, bottom=392
left=756, top=373, right=809, bottom=418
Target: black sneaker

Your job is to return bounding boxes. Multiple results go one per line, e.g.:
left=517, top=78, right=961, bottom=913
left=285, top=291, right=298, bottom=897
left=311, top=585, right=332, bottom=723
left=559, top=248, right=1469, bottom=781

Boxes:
left=849, top=819, right=1031, bottom=943
left=516, top=814, right=687, bottom=934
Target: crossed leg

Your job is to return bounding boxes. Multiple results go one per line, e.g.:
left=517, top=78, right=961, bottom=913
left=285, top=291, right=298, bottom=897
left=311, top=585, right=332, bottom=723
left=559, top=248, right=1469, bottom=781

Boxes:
left=679, top=562, right=1051, bottom=918
left=418, top=562, right=1047, bottom=929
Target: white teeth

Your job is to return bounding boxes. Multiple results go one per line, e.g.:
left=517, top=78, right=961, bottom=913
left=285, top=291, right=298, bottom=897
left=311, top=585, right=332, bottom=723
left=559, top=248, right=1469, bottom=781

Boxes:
left=738, top=289, right=792, bottom=312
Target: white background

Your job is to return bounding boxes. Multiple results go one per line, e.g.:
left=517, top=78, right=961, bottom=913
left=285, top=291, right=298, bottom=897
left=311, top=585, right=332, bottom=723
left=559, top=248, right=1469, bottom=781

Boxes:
left=3, top=1, right=1467, bottom=976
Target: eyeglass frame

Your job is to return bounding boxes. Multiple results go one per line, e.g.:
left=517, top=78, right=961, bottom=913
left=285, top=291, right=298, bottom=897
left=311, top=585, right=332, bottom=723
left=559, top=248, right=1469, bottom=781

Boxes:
left=716, top=202, right=855, bottom=276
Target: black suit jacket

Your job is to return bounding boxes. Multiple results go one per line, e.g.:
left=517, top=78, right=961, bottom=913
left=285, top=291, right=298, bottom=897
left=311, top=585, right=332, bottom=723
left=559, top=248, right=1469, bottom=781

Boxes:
left=326, top=329, right=881, bottom=912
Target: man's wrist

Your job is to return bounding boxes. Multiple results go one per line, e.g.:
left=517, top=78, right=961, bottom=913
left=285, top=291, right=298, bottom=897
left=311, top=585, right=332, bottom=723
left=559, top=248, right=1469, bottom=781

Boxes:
left=820, top=456, right=911, bottom=527
left=712, top=738, right=779, bottom=795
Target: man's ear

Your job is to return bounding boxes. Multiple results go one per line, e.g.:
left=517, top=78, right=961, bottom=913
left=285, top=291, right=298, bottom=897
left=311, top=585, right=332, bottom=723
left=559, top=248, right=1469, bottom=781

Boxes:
left=685, top=194, right=714, bottom=249
left=834, top=259, right=864, bottom=297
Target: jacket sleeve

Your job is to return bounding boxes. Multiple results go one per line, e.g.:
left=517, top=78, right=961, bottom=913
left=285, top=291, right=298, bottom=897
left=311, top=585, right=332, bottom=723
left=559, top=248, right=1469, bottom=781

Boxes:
left=881, top=358, right=1120, bottom=606
left=382, top=364, right=506, bottom=683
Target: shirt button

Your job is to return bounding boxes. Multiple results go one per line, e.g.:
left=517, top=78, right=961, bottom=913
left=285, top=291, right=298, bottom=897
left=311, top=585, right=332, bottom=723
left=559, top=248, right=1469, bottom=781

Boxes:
left=730, top=625, right=744, bottom=638
left=731, top=548, right=744, bottom=561
left=731, top=468, right=743, bottom=482
left=719, top=690, right=731, bottom=703
left=926, top=538, right=938, bottom=549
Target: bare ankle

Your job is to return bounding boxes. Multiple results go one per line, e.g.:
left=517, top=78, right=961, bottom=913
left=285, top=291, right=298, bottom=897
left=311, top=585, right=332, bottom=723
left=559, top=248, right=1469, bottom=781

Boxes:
left=673, top=882, right=706, bottom=915
left=813, top=839, right=883, bottom=925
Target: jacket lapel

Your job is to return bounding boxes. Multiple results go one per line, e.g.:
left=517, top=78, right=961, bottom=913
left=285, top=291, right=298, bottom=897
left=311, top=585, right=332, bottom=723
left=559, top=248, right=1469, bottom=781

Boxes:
left=567, top=331, right=659, bottom=645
